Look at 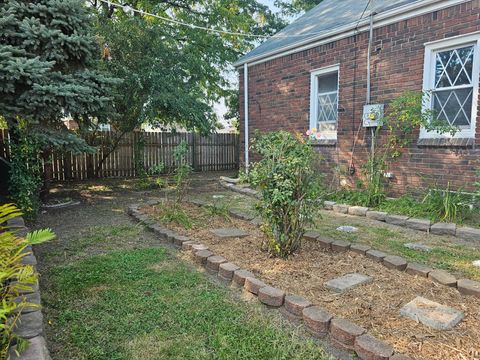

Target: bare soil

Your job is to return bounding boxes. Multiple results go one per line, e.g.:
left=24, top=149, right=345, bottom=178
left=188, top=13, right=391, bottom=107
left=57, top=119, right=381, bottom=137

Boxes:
left=144, top=201, right=480, bottom=360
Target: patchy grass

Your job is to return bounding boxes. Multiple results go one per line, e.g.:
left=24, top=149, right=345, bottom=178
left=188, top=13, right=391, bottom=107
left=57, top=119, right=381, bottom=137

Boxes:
left=311, top=211, right=480, bottom=280
left=190, top=190, right=480, bottom=280
left=42, top=247, right=331, bottom=360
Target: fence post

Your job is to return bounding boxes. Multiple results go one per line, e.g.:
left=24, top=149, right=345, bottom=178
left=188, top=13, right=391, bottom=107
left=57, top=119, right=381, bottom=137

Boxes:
left=191, top=133, right=198, bottom=171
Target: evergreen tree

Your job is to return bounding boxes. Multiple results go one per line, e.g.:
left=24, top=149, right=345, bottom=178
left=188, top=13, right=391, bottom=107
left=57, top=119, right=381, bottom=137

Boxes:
left=0, top=0, right=116, bottom=215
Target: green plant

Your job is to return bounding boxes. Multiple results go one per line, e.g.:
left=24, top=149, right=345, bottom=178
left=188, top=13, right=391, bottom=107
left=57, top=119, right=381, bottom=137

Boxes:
left=0, top=204, right=55, bottom=358
left=422, top=183, right=472, bottom=223
left=8, top=122, right=43, bottom=220
left=249, top=131, right=322, bottom=258
left=162, top=141, right=192, bottom=228
left=359, top=91, right=459, bottom=208
left=172, top=141, right=192, bottom=205
left=204, top=196, right=231, bottom=221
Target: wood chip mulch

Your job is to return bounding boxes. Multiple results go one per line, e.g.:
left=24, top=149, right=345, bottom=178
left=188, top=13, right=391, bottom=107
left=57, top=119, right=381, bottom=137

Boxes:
left=142, top=203, right=480, bottom=360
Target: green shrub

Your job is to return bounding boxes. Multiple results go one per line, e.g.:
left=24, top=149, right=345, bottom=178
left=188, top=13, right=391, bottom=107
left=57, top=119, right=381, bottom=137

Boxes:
left=0, top=204, right=55, bottom=358
left=249, top=131, right=322, bottom=258
left=8, top=124, right=43, bottom=220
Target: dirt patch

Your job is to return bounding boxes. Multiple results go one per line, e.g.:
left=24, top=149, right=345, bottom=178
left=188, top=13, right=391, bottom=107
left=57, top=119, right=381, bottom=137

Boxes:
left=144, top=202, right=480, bottom=360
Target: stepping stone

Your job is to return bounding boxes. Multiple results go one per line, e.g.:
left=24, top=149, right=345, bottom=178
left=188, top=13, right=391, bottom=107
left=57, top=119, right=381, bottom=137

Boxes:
left=406, top=262, right=432, bottom=277
left=383, top=255, right=408, bottom=271
left=428, top=269, right=457, bottom=287
left=336, top=226, right=358, bottom=233
left=400, top=296, right=464, bottom=330
left=181, top=241, right=195, bottom=251
left=404, top=243, right=432, bottom=252
left=325, top=273, right=373, bottom=293
left=210, top=228, right=249, bottom=238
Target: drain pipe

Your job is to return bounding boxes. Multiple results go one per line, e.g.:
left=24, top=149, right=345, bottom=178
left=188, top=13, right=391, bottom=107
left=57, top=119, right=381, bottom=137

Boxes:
left=244, top=63, right=249, bottom=172
left=367, top=12, right=376, bottom=181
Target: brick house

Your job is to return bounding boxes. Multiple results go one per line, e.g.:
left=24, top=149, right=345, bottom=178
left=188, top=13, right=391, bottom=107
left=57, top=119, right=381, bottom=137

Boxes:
left=236, top=0, right=480, bottom=194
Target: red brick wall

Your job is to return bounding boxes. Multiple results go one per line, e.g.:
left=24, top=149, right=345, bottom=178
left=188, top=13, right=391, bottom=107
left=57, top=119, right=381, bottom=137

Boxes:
left=239, top=1, right=480, bottom=194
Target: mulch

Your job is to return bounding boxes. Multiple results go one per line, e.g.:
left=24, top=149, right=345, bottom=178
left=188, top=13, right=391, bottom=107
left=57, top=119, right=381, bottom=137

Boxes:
left=142, top=202, right=480, bottom=360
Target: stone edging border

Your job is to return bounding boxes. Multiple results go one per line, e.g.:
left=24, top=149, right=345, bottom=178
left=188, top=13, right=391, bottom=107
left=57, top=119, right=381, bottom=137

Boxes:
left=219, top=177, right=480, bottom=244
left=6, top=216, right=51, bottom=360
left=128, top=202, right=412, bottom=360
left=217, top=178, right=480, bottom=298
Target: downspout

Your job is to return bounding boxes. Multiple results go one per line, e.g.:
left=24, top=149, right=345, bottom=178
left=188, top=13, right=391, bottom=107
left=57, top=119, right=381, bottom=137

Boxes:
left=244, top=63, right=249, bottom=172
left=367, top=12, right=376, bottom=181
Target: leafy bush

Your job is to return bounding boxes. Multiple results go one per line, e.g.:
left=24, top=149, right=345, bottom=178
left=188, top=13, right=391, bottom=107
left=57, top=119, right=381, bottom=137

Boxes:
left=8, top=124, right=43, bottom=220
left=249, top=131, right=322, bottom=258
left=0, top=204, right=55, bottom=358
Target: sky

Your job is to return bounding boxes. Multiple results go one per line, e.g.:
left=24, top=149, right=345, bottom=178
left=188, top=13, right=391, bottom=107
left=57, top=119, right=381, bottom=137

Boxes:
left=216, top=0, right=281, bottom=129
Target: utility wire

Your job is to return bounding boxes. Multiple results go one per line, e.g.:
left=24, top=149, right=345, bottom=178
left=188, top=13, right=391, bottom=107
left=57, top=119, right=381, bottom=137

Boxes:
left=98, top=0, right=374, bottom=40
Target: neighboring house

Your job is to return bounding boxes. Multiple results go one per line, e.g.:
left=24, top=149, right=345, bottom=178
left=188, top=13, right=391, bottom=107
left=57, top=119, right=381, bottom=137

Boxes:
left=236, top=0, right=480, bottom=194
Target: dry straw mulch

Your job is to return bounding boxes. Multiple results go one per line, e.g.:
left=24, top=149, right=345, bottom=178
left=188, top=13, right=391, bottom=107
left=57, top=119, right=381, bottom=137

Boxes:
left=143, top=203, right=480, bottom=360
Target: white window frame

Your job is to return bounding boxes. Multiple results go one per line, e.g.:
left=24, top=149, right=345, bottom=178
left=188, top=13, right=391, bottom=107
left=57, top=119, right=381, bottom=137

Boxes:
left=309, top=64, right=340, bottom=140
left=420, top=32, right=480, bottom=139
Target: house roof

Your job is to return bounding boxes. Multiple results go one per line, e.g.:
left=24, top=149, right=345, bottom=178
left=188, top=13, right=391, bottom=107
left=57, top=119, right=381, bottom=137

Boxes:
left=235, top=0, right=438, bottom=67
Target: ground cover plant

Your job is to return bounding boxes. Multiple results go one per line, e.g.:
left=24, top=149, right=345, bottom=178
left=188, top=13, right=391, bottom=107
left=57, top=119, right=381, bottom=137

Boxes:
left=249, top=131, right=322, bottom=258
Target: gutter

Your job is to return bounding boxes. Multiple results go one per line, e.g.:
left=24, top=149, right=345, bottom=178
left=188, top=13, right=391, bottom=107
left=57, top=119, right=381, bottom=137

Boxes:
left=234, top=0, right=470, bottom=68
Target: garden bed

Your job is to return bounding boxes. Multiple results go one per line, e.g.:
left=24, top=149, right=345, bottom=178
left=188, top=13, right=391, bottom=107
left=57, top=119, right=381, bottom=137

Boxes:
left=142, top=201, right=480, bottom=360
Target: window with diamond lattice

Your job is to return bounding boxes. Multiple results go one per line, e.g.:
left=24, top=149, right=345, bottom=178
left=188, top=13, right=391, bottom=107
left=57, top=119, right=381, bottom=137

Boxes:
left=433, top=45, right=474, bottom=128
left=310, top=65, right=339, bottom=140
left=422, top=34, right=479, bottom=140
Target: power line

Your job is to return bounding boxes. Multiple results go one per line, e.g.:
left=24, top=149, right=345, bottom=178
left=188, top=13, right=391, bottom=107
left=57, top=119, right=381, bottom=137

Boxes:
left=98, top=0, right=374, bottom=40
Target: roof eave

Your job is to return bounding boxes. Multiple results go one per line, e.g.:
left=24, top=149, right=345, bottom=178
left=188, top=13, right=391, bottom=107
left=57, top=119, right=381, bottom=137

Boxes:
left=234, top=0, right=469, bottom=68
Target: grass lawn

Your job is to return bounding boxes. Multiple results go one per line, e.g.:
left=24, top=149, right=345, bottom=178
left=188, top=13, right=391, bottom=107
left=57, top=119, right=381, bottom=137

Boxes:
left=42, top=236, right=332, bottom=360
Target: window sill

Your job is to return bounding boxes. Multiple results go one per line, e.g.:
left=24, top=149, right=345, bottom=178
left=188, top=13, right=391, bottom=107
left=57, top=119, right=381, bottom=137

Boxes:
left=311, top=139, right=337, bottom=147
left=417, top=137, right=475, bottom=147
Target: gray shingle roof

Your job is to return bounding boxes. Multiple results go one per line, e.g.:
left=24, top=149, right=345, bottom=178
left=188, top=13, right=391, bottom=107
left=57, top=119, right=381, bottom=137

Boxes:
left=235, top=0, right=421, bottom=66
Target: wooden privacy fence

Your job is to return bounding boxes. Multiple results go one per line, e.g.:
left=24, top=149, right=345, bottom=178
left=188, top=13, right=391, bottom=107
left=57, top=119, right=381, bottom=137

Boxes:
left=0, top=131, right=240, bottom=181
